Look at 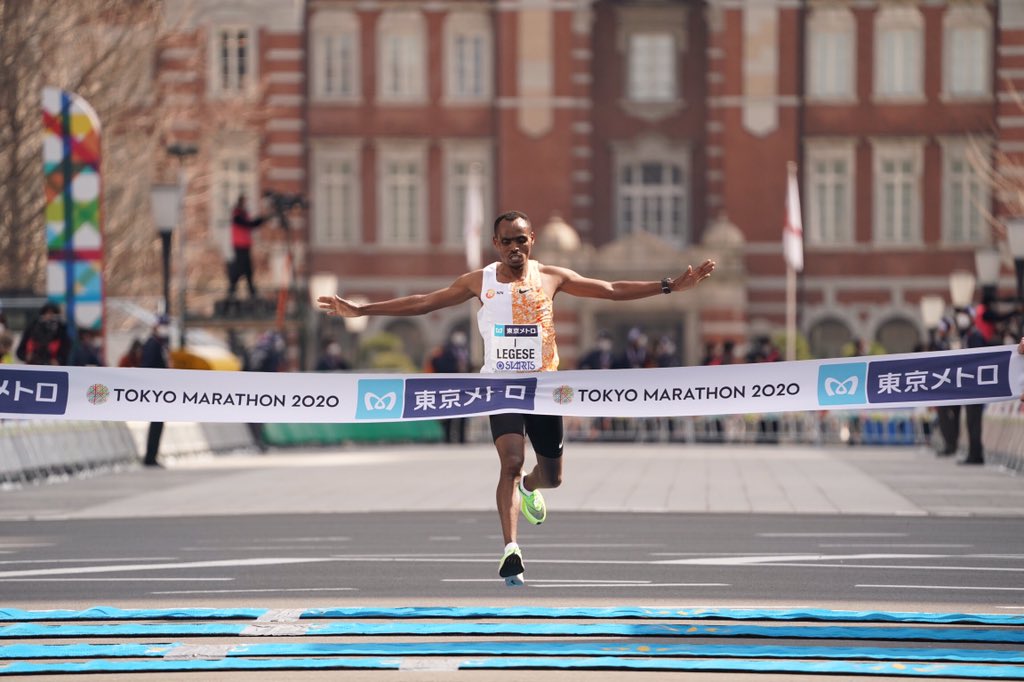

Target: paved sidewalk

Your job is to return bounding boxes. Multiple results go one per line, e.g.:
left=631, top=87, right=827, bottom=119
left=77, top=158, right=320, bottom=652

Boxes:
left=3, top=441, right=1023, bottom=520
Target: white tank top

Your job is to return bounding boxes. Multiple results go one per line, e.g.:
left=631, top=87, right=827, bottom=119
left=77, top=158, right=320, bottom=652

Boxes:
left=477, top=260, right=559, bottom=373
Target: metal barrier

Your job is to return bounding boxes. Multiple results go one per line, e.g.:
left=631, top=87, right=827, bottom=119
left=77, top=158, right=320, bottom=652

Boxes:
left=982, top=400, right=1024, bottom=472
left=0, top=420, right=137, bottom=485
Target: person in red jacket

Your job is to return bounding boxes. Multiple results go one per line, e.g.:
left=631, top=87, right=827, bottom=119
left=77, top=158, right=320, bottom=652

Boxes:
left=228, top=194, right=266, bottom=299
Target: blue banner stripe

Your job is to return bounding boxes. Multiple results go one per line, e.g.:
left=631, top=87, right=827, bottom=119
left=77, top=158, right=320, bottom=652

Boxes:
left=3, top=605, right=1021, bottom=626
left=3, top=621, right=1023, bottom=644
left=3, top=641, right=1023, bottom=664
left=3, top=656, right=1024, bottom=677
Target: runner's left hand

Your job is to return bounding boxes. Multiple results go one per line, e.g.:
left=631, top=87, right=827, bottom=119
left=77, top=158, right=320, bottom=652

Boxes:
left=669, top=259, right=716, bottom=293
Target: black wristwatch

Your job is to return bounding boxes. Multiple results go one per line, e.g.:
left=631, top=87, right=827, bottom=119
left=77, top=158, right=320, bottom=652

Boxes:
left=660, top=277, right=672, bottom=294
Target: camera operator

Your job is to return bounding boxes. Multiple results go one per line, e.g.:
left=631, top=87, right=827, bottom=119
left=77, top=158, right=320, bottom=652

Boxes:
left=228, top=193, right=267, bottom=300
left=16, top=302, right=72, bottom=366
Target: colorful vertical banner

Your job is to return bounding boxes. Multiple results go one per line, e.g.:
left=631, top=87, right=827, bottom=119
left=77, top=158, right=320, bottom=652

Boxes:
left=41, top=86, right=104, bottom=334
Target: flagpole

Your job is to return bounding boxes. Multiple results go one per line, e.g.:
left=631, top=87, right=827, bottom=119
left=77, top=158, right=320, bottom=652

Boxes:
left=786, top=262, right=796, bottom=362
left=783, top=160, right=803, bottom=362
left=465, top=163, right=485, bottom=369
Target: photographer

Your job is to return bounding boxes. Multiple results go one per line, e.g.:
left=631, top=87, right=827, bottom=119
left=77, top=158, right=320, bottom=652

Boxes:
left=16, top=302, right=71, bottom=366
left=228, top=193, right=266, bottom=299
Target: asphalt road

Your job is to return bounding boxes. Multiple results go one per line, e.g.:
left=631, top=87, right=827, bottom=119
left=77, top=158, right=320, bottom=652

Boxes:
left=3, top=442, right=1024, bottom=680
left=1, top=510, right=1023, bottom=609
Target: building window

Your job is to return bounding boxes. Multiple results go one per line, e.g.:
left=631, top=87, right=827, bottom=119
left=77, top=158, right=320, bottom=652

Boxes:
left=311, top=11, right=360, bottom=101
left=627, top=32, right=677, bottom=102
left=313, top=143, right=360, bottom=247
left=806, top=7, right=855, bottom=101
left=807, top=317, right=853, bottom=360
left=872, top=140, right=923, bottom=246
left=874, top=6, right=923, bottom=100
left=378, top=11, right=426, bottom=103
left=941, top=138, right=989, bottom=245
left=805, top=141, right=855, bottom=245
left=615, top=140, right=689, bottom=246
left=444, top=142, right=492, bottom=247
left=212, top=147, right=258, bottom=252
left=210, top=26, right=255, bottom=96
left=875, top=317, right=919, bottom=354
left=378, top=143, right=427, bottom=245
left=444, top=12, right=492, bottom=102
left=943, top=4, right=991, bottom=100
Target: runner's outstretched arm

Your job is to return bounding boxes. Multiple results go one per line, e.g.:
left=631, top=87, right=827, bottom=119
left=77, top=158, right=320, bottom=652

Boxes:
left=551, top=259, right=716, bottom=301
left=317, top=272, right=478, bottom=318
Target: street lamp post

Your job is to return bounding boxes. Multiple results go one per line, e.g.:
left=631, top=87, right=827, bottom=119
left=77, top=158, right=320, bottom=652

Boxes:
left=166, top=143, right=197, bottom=349
left=150, top=184, right=180, bottom=316
left=974, top=248, right=1001, bottom=304
left=919, top=295, right=945, bottom=350
left=1006, top=218, right=1024, bottom=337
left=948, top=269, right=976, bottom=347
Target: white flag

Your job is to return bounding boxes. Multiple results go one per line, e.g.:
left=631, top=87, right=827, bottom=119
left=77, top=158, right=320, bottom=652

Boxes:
left=464, top=164, right=484, bottom=270
left=783, top=161, right=804, bottom=273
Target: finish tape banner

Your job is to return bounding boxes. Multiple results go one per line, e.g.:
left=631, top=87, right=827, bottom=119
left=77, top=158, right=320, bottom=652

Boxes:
left=0, top=345, right=1021, bottom=424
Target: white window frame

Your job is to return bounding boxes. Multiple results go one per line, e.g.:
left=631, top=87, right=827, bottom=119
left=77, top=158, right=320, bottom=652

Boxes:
left=871, top=138, right=924, bottom=246
left=873, top=6, right=923, bottom=101
left=806, top=6, right=856, bottom=103
left=208, top=24, right=257, bottom=98
left=443, top=12, right=493, bottom=103
left=804, top=139, right=856, bottom=246
left=377, top=11, right=426, bottom=104
left=627, top=32, right=678, bottom=103
left=940, top=136, right=991, bottom=246
left=311, top=10, right=361, bottom=102
left=613, top=137, right=690, bottom=247
left=942, top=4, right=992, bottom=101
left=442, top=140, right=493, bottom=248
left=211, top=139, right=259, bottom=257
left=312, top=141, right=362, bottom=248
left=377, top=140, right=428, bottom=246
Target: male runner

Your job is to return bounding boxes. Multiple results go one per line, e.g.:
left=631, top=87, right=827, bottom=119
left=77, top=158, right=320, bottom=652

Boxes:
left=319, top=210, right=716, bottom=585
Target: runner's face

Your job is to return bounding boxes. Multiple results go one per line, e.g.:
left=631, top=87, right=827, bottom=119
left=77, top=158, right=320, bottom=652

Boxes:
left=494, top=219, right=534, bottom=270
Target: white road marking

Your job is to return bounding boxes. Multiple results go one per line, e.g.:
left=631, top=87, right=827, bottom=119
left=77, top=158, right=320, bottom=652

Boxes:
left=442, top=579, right=655, bottom=583
left=655, top=553, right=945, bottom=565
left=858, top=584, right=1024, bottom=592
left=818, top=544, right=972, bottom=549
left=0, top=577, right=232, bottom=582
left=758, top=533, right=908, bottom=538
left=151, top=587, right=357, bottom=595
left=0, top=557, right=178, bottom=565
left=531, top=583, right=729, bottom=588
left=0, top=557, right=337, bottom=579
left=429, top=537, right=462, bottom=541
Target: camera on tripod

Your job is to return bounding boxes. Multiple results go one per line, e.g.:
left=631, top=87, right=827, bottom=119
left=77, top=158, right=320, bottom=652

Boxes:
left=262, top=190, right=309, bottom=230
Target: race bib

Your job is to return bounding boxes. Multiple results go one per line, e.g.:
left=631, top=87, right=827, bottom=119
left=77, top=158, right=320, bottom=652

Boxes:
left=491, top=324, right=541, bottom=372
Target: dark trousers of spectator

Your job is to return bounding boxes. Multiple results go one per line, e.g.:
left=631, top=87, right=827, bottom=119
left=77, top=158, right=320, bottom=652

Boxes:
left=442, top=418, right=467, bottom=444
left=936, top=405, right=961, bottom=455
left=229, top=248, right=256, bottom=297
left=145, top=422, right=163, bottom=465
left=964, top=403, right=985, bottom=463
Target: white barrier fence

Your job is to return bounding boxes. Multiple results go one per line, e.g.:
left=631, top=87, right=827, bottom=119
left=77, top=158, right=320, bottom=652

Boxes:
left=0, top=420, right=255, bottom=484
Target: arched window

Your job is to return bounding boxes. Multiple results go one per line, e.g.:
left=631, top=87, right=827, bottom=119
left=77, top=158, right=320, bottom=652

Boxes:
left=378, top=11, right=426, bottom=103
left=311, top=10, right=360, bottom=101
left=943, top=4, right=992, bottom=100
left=806, top=6, right=855, bottom=101
left=807, top=317, right=853, bottom=359
left=874, top=5, right=923, bottom=100
left=444, top=11, right=492, bottom=101
left=875, top=317, right=920, bottom=354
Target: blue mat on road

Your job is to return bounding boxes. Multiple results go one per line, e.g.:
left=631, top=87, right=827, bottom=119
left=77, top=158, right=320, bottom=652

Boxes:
left=3, top=605, right=1022, bottom=626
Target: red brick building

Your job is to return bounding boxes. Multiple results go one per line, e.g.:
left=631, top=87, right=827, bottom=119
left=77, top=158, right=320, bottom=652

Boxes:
left=156, top=0, right=1017, bottom=368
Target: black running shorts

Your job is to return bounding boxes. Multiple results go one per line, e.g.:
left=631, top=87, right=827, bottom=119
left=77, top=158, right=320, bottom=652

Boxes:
left=488, top=413, right=564, bottom=458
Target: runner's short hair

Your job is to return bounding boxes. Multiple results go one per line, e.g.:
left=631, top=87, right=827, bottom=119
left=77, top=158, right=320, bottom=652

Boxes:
left=493, top=210, right=530, bottom=235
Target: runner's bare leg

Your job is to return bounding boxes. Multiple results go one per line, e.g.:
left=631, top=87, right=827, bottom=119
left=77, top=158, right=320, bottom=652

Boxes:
left=522, top=454, right=562, bottom=492
left=494, top=433, right=525, bottom=544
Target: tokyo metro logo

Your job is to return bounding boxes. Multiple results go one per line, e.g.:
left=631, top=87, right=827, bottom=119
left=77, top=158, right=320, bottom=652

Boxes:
left=817, top=362, right=867, bottom=406
left=355, top=379, right=404, bottom=420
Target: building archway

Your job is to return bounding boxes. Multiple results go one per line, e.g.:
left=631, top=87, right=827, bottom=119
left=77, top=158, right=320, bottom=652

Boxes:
left=807, top=316, right=853, bottom=359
